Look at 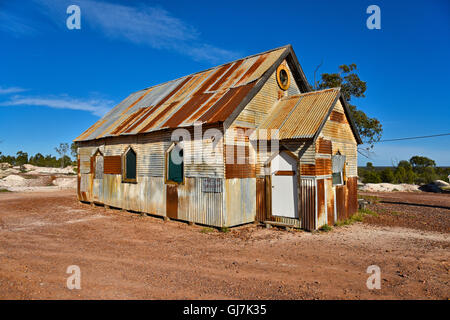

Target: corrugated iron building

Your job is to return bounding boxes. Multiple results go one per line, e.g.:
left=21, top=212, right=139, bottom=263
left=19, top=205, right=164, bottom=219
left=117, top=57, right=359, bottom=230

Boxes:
left=74, top=45, right=362, bottom=230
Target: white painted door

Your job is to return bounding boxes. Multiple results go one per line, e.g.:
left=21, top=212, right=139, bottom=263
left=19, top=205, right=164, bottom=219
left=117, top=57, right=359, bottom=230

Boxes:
left=271, top=152, right=298, bottom=218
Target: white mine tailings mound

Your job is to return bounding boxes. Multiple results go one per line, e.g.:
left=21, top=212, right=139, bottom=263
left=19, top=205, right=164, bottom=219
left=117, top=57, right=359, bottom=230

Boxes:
left=0, top=174, right=28, bottom=187
left=0, top=165, right=77, bottom=192
left=360, top=183, right=420, bottom=192
left=52, top=177, right=77, bottom=188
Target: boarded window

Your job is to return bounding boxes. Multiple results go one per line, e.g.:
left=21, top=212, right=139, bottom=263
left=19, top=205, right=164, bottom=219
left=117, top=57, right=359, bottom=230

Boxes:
left=123, top=148, right=137, bottom=181
left=94, top=154, right=104, bottom=179
left=104, top=156, right=121, bottom=174
left=332, top=155, right=346, bottom=186
left=167, top=146, right=183, bottom=183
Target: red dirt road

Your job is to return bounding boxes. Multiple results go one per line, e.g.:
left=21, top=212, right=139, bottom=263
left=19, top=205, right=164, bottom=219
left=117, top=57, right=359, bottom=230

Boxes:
left=0, top=190, right=448, bottom=299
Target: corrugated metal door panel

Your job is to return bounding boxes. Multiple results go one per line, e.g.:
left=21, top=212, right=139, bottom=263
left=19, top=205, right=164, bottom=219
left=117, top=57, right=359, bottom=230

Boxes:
left=166, top=184, right=178, bottom=219
left=326, top=178, right=335, bottom=225
left=335, top=185, right=347, bottom=221
left=317, top=179, right=326, bottom=227
left=300, top=178, right=315, bottom=231
left=347, top=177, right=358, bottom=217
left=255, top=178, right=266, bottom=221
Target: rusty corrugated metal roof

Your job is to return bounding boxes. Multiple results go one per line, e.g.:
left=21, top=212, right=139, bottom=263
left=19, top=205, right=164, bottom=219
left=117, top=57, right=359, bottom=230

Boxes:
left=258, top=88, right=340, bottom=140
left=75, top=46, right=288, bottom=142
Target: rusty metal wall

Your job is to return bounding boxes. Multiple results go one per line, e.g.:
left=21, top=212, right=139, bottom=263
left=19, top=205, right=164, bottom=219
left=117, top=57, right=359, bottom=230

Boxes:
left=255, top=178, right=266, bottom=221
left=224, top=178, right=256, bottom=227
left=335, top=184, right=348, bottom=221
left=300, top=177, right=316, bottom=231
left=347, top=177, right=358, bottom=217
left=316, top=179, right=326, bottom=227
left=326, top=178, right=335, bottom=225
left=177, top=177, right=224, bottom=227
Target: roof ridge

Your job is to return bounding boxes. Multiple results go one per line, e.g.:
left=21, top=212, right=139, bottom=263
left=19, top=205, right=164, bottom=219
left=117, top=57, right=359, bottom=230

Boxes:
left=280, top=87, right=340, bottom=100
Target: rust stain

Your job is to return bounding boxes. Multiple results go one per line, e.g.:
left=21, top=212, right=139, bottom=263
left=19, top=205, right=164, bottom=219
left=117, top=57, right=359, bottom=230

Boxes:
left=330, top=110, right=347, bottom=123
left=96, top=88, right=153, bottom=138
left=316, top=138, right=332, bottom=154
left=274, top=170, right=295, bottom=176
left=138, top=101, right=179, bottom=133
left=166, top=184, right=178, bottom=219
left=111, top=107, right=148, bottom=135
left=104, top=156, right=121, bottom=174
left=347, top=177, right=358, bottom=217
left=200, top=82, right=256, bottom=123
left=301, top=164, right=316, bottom=176
left=184, top=90, right=226, bottom=123
left=317, top=179, right=325, bottom=225
left=326, top=178, right=334, bottom=225
left=154, top=76, right=193, bottom=109
left=209, top=60, right=244, bottom=91
left=235, top=54, right=268, bottom=86
left=123, top=105, right=158, bottom=133
left=162, top=93, right=213, bottom=128
left=315, top=158, right=332, bottom=176
left=193, top=63, right=232, bottom=95
left=255, top=178, right=266, bottom=222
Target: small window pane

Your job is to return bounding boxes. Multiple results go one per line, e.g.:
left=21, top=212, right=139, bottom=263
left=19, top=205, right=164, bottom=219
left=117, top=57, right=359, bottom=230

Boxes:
left=332, top=172, right=343, bottom=185
left=126, top=149, right=136, bottom=180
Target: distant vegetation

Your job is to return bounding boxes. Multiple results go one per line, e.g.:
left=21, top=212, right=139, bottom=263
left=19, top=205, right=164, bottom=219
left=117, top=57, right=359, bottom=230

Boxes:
left=0, top=142, right=77, bottom=168
left=358, top=156, right=450, bottom=185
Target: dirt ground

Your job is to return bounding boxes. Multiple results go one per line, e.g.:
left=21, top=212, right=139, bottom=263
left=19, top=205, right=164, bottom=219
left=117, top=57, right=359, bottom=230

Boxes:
left=0, top=190, right=448, bottom=299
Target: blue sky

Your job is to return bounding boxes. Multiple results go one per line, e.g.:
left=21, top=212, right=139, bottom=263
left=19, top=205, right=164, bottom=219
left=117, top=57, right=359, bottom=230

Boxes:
left=1, top=0, right=449, bottom=165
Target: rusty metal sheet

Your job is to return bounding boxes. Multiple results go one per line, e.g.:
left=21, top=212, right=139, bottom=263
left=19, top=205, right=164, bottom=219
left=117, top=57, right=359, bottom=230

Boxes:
left=326, top=178, right=334, bottom=225
left=329, top=110, right=347, bottom=123
left=347, top=177, right=358, bottom=217
left=300, top=178, right=315, bottom=231
left=336, top=185, right=347, bottom=221
left=166, top=184, right=178, bottom=219
left=75, top=46, right=289, bottom=142
left=194, top=63, right=232, bottom=95
left=316, top=137, right=332, bottom=154
left=162, top=93, right=213, bottom=128
left=209, top=60, right=244, bottom=91
left=255, top=178, right=266, bottom=222
left=317, top=179, right=325, bottom=226
left=201, top=82, right=256, bottom=123
left=258, top=88, right=340, bottom=140
left=104, top=156, right=121, bottom=174
left=315, top=158, right=332, bottom=176
left=234, top=54, right=268, bottom=86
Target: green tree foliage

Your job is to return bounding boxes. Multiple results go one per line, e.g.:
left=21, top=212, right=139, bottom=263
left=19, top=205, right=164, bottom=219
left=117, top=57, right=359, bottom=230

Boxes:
left=70, top=142, right=78, bottom=160
left=359, top=155, right=446, bottom=185
left=363, top=170, right=382, bottom=183
left=0, top=142, right=76, bottom=168
left=380, top=168, right=395, bottom=183
left=409, top=156, right=436, bottom=173
left=318, top=64, right=382, bottom=146
left=15, top=151, right=28, bottom=166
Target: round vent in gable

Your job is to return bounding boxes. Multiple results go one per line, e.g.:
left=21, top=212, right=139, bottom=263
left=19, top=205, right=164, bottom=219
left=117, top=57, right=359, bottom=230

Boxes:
left=276, top=64, right=290, bottom=91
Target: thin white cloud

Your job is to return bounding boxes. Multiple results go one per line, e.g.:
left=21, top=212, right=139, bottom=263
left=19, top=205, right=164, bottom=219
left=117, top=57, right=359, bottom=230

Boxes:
left=0, top=95, right=113, bottom=116
left=0, top=11, right=37, bottom=37
left=33, top=0, right=239, bottom=63
left=0, top=86, right=27, bottom=94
